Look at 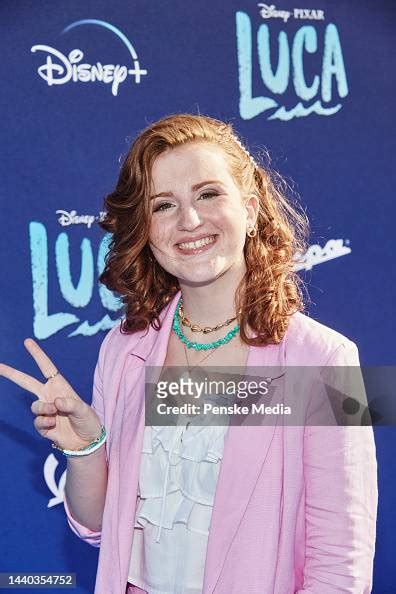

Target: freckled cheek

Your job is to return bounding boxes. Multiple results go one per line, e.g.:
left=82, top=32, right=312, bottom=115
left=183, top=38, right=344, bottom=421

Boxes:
left=149, top=222, right=171, bottom=247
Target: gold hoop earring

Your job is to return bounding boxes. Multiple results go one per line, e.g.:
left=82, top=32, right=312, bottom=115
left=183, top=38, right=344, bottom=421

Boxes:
left=246, top=227, right=257, bottom=238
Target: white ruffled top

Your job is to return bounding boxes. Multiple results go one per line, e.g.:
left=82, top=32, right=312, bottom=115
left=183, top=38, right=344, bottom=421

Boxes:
left=127, top=419, right=230, bottom=594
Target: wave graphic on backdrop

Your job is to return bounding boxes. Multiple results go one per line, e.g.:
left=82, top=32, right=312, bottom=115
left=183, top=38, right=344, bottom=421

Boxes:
left=268, top=99, right=341, bottom=120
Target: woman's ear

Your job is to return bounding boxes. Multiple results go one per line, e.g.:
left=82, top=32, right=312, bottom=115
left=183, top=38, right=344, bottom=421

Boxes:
left=244, top=194, right=259, bottom=228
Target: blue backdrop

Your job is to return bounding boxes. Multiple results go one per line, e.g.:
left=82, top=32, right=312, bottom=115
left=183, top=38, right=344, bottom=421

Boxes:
left=0, top=1, right=394, bottom=592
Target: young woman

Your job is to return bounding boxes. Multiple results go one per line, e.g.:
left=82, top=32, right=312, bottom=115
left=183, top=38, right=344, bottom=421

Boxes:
left=0, top=114, right=377, bottom=594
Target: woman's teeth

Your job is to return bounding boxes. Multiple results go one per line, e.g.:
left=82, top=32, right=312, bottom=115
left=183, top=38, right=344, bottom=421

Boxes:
left=178, top=235, right=216, bottom=250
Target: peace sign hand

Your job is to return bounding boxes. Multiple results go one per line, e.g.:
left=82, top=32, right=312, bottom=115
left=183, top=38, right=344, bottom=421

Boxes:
left=0, top=338, right=102, bottom=451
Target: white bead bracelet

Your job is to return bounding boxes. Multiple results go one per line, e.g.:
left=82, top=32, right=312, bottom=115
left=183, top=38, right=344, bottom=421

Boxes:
left=51, top=425, right=107, bottom=458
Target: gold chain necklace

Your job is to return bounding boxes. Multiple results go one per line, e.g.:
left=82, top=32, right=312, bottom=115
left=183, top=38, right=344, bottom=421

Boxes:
left=178, top=302, right=238, bottom=334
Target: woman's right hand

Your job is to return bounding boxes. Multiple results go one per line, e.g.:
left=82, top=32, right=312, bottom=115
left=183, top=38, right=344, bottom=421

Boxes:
left=0, top=338, right=102, bottom=451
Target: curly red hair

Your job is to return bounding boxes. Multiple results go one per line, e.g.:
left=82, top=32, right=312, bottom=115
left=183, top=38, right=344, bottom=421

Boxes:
left=99, top=113, right=309, bottom=346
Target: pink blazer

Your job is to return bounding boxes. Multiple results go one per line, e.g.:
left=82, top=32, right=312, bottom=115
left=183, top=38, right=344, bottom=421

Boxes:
left=64, top=291, right=378, bottom=594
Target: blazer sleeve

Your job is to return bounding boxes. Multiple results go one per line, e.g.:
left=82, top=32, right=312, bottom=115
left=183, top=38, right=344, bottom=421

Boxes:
left=63, top=326, right=115, bottom=547
left=296, top=341, right=378, bottom=594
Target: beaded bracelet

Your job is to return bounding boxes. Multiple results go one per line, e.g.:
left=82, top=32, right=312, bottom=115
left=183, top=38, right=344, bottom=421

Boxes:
left=51, top=425, right=107, bottom=458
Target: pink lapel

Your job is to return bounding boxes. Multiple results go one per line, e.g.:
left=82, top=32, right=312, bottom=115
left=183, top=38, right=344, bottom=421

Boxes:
left=202, top=341, right=285, bottom=593
left=116, top=293, right=182, bottom=587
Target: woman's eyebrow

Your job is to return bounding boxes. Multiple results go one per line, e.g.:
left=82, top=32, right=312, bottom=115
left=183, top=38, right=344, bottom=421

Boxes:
left=149, top=180, right=224, bottom=200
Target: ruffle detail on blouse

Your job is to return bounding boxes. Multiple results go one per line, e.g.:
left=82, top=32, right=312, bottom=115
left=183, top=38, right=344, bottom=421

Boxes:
left=134, top=423, right=229, bottom=542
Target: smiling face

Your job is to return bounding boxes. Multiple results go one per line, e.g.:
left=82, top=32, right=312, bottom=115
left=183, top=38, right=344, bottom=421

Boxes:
left=148, top=142, right=258, bottom=286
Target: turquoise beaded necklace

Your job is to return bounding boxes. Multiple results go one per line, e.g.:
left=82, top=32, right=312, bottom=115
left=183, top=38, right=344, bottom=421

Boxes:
left=172, top=297, right=240, bottom=350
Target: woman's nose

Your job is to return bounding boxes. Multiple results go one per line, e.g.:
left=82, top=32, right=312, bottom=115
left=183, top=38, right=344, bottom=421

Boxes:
left=177, top=205, right=202, bottom=230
